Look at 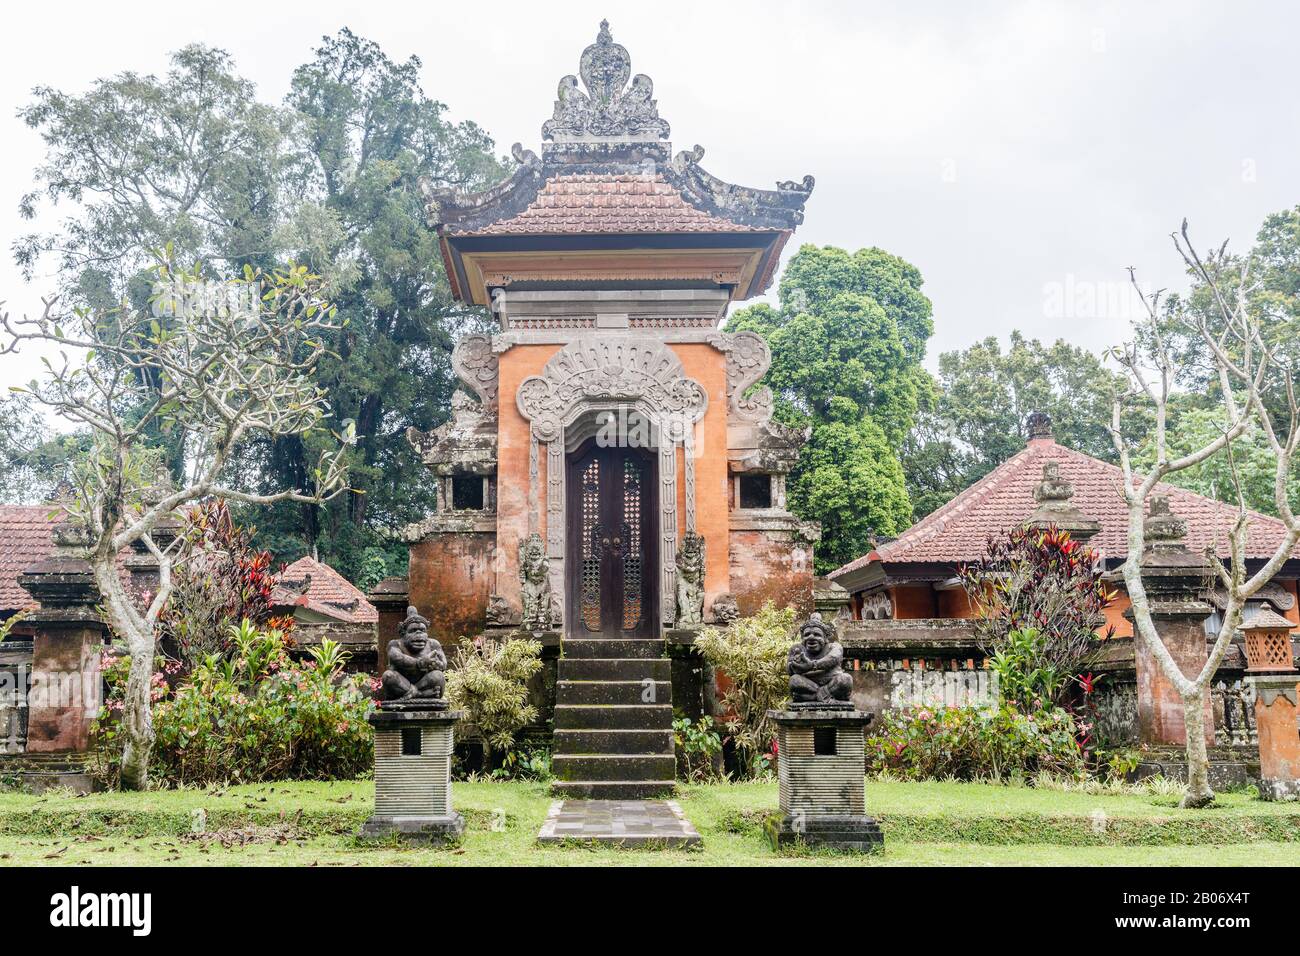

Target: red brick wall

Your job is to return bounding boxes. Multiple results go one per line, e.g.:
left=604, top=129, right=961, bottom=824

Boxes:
left=727, top=529, right=814, bottom=617
left=407, top=533, right=495, bottom=642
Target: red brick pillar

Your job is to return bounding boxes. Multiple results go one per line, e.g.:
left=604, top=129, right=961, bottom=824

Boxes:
left=1124, top=496, right=1215, bottom=748
left=1242, top=611, right=1300, bottom=800
left=17, top=520, right=108, bottom=754
left=368, top=576, right=409, bottom=673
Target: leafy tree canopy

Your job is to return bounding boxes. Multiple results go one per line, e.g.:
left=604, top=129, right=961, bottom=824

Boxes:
left=15, top=31, right=509, bottom=584
left=903, top=331, right=1127, bottom=517
left=729, top=244, right=931, bottom=572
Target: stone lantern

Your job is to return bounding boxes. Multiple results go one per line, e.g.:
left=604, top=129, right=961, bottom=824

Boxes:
left=1240, top=608, right=1299, bottom=801
left=359, top=606, right=466, bottom=843
left=766, top=613, right=883, bottom=853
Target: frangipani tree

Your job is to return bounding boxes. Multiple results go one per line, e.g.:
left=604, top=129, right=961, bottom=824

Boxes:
left=1, top=261, right=351, bottom=789
left=1109, top=221, right=1300, bottom=807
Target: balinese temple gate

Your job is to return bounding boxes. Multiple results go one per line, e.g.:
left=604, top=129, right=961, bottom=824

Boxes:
left=402, top=21, right=817, bottom=796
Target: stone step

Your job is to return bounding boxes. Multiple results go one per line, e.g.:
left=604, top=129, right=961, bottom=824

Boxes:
left=550, top=780, right=677, bottom=800
left=556, top=679, right=671, bottom=706
left=563, top=638, right=665, bottom=660
left=558, top=657, right=671, bottom=681
left=553, top=729, right=675, bottom=755
left=554, top=753, right=677, bottom=782
left=554, top=704, right=673, bottom=730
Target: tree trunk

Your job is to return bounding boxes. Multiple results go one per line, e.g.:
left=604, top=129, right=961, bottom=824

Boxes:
left=1180, top=687, right=1214, bottom=808
left=117, top=643, right=156, bottom=790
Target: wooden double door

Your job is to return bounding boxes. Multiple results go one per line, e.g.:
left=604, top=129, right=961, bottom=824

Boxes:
left=566, top=441, right=658, bottom=638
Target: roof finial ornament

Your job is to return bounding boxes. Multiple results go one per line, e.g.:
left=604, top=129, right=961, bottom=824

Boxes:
left=542, top=20, right=671, bottom=142
left=1026, top=411, right=1053, bottom=443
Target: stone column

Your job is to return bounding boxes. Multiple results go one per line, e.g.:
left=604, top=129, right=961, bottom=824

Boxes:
left=17, top=518, right=108, bottom=754
left=1241, top=610, right=1300, bottom=800
left=765, top=707, right=882, bottom=853
left=360, top=708, right=465, bottom=843
left=367, top=576, right=410, bottom=672
left=1122, top=496, right=1215, bottom=748
left=1026, top=459, right=1101, bottom=546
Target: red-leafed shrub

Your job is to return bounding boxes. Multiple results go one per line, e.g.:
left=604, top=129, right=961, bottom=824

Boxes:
left=960, top=525, right=1115, bottom=708
left=158, top=500, right=291, bottom=665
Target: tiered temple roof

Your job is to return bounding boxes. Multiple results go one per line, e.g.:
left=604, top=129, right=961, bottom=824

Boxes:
left=422, top=20, right=814, bottom=306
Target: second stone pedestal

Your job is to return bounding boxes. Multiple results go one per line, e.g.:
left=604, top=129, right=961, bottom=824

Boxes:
left=1249, top=674, right=1300, bottom=801
left=360, top=708, right=465, bottom=844
left=765, top=707, right=882, bottom=853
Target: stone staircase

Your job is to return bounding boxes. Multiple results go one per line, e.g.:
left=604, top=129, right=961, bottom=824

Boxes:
left=552, top=637, right=676, bottom=799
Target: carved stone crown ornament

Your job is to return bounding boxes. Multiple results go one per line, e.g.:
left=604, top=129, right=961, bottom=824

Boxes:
left=516, top=338, right=708, bottom=444
left=542, top=20, right=671, bottom=142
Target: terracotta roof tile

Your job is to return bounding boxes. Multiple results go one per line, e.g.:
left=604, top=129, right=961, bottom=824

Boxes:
left=0, top=505, right=59, bottom=612
left=831, top=439, right=1300, bottom=577
left=272, top=556, right=378, bottom=625
left=448, top=173, right=767, bottom=236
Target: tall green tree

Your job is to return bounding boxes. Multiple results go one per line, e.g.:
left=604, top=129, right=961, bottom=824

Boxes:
left=16, top=32, right=508, bottom=581
left=245, top=29, right=507, bottom=580
left=903, top=332, right=1126, bottom=517
left=729, top=244, right=931, bottom=573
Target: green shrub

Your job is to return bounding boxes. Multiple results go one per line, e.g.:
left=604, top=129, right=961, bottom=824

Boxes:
left=865, top=703, right=1085, bottom=782
left=94, top=623, right=374, bottom=787
left=673, top=715, right=723, bottom=782
left=987, top=627, right=1067, bottom=711
left=446, top=636, right=542, bottom=764
left=694, top=602, right=796, bottom=776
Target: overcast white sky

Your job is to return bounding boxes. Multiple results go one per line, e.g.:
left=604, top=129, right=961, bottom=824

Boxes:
left=1, top=0, right=1296, bottom=390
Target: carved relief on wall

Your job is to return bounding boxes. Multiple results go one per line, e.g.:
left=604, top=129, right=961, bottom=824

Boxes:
left=451, top=334, right=500, bottom=412
left=707, top=330, right=774, bottom=425
left=515, top=338, right=709, bottom=442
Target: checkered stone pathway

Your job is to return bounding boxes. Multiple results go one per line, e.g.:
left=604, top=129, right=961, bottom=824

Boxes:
left=536, top=799, right=703, bottom=848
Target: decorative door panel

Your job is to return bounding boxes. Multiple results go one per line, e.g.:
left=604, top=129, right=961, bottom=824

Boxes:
left=567, top=441, right=657, bottom=638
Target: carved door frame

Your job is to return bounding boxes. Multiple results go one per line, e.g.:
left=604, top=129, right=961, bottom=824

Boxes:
left=514, top=338, right=709, bottom=631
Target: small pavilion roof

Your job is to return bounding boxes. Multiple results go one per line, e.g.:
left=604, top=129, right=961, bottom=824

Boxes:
left=272, top=556, right=378, bottom=625
left=831, top=428, right=1300, bottom=581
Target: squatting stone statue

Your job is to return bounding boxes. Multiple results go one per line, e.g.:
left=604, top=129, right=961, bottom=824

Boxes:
left=519, top=532, right=553, bottom=631
left=788, top=612, right=853, bottom=706
left=675, top=531, right=705, bottom=627
left=381, top=606, right=448, bottom=707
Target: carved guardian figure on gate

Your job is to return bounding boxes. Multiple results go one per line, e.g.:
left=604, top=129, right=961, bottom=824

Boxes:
left=519, top=533, right=553, bottom=631
left=675, top=532, right=705, bottom=628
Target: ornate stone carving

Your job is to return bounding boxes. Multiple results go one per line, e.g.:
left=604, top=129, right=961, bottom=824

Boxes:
left=519, top=532, right=553, bottom=631
left=788, top=612, right=852, bottom=707
left=452, top=334, right=499, bottom=412
left=516, top=338, right=708, bottom=443
left=1033, top=460, right=1072, bottom=505
left=1026, top=411, right=1054, bottom=441
left=541, top=21, right=670, bottom=142
left=380, top=607, right=448, bottom=708
left=1144, top=495, right=1188, bottom=551
left=1027, top=460, right=1101, bottom=543
left=407, top=333, right=500, bottom=476
left=675, top=531, right=705, bottom=628
left=861, top=591, right=894, bottom=621
left=708, top=331, right=774, bottom=425
left=710, top=593, right=739, bottom=626
left=485, top=594, right=516, bottom=628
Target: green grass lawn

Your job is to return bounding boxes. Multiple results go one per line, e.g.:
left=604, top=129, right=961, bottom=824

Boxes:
left=0, top=778, right=1296, bottom=866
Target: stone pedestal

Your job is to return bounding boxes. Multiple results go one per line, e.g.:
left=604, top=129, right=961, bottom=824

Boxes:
left=359, top=708, right=465, bottom=843
left=765, top=707, right=882, bottom=853
left=1248, top=674, right=1300, bottom=801
left=1114, top=496, right=1215, bottom=749
left=17, top=546, right=107, bottom=756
